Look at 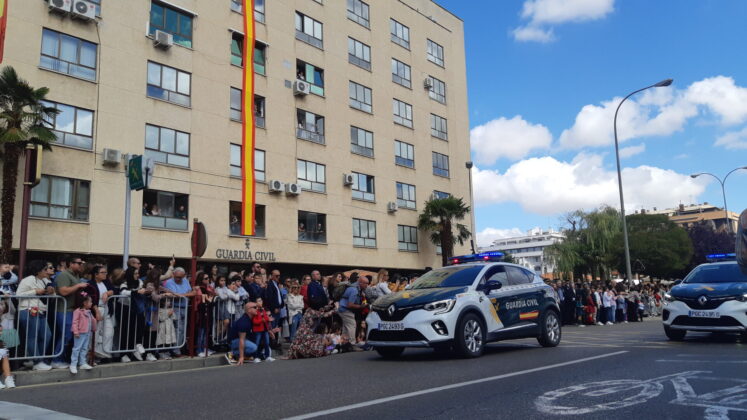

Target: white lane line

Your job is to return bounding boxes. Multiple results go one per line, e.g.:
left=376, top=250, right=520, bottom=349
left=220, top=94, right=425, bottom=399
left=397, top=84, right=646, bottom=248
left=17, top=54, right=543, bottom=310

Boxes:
left=0, top=401, right=89, bottom=419
left=283, top=350, right=629, bottom=420
left=657, top=359, right=747, bottom=364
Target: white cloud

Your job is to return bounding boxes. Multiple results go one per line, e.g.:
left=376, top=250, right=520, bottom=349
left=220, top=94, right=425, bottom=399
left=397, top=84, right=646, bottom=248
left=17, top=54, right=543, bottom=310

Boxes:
left=513, top=0, right=614, bottom=42
left=715, top=126, right=747, bottom=150
left=470, top=116, right=553, bottom=164
left=476, top=227, right=525, bottom=247
left=619, top=143, right=645, bottom=158
left=473, top=154, right=707, bottom=215
left=559, top=76, right=747, bottom=150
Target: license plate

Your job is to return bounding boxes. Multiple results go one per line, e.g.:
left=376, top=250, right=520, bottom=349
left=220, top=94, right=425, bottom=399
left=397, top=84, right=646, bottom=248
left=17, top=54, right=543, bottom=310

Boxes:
left=688, top=310, right=720, bottom=318
left=378, top=322, right=405, bottom=331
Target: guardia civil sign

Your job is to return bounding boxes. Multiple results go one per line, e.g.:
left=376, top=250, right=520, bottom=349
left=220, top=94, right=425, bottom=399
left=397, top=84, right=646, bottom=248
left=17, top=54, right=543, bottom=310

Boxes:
left=128, top=155, right=145, bottom=191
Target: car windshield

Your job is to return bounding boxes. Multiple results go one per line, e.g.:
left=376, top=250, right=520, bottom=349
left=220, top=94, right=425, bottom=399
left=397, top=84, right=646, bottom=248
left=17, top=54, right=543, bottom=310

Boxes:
left=409, top=265, right=483, bottom=289
left=683, top=263, right=747, bottom=284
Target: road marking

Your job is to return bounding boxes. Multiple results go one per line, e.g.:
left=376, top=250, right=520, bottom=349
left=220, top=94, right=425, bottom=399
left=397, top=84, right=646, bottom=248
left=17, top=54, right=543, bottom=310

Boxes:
left=0, top=401, right=89, bottom=419
left=283, top=350, right=628, bottom=420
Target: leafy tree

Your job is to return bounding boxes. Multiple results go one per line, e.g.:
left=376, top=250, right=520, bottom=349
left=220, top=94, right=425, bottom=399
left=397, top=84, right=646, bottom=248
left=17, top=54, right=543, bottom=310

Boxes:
left=417, top=196, right=471, bottom=267
left=0, top=67, right=57, bottom=262
left=502, top=252, right=516, bottom=264
left=686, top=221, right=735, bottom=270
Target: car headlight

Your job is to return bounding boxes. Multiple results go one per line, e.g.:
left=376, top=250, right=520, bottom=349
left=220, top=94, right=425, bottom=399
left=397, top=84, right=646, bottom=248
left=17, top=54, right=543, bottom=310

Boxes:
left=663, top=293, right=676, bottom=303
left=424, top=299, right=456, bottom=315
left=739, top=293, right=747, bottom=302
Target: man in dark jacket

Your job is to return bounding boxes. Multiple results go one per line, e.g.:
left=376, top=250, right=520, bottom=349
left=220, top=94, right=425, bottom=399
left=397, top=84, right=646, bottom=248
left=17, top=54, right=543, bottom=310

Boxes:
left=561, top=282, right=577, bottom=325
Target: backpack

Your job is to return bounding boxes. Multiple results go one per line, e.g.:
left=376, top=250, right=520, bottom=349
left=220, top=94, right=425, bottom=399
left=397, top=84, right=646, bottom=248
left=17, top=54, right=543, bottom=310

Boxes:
left=307, top=281, right=327, bottom=310
left=331, top=283, right=348, bottom=302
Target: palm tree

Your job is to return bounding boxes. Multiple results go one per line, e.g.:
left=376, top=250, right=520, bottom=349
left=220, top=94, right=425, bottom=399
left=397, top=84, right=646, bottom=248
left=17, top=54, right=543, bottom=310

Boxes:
left=417, top=196, right=472, bottom=267
left=0, top=66, right=58, bottom=262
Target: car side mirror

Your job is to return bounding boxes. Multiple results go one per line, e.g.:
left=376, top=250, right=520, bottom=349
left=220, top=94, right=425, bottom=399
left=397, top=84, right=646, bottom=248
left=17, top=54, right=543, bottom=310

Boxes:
left=484, top=280, right=502, bottom=292
left=673, top=279, right=683, bottom=286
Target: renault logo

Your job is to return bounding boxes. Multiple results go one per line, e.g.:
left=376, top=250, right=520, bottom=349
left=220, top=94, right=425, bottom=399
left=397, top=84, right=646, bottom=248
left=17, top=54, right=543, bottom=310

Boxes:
left=387, top=305, right=396, bottom=316
left=698, top=295, right=708, bottom=306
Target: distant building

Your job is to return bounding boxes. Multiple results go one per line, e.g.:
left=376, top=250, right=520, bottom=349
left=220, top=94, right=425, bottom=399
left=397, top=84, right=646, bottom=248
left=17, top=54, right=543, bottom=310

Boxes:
left=479, top=228, right=565, bottom=276
left=642, top=203, right=739, bottom=233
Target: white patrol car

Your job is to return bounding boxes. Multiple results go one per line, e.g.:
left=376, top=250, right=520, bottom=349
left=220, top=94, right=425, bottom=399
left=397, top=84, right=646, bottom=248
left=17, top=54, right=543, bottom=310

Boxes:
left=662, top=253, right=747, bottom=341
left=366, top=252, right=562, bottom=359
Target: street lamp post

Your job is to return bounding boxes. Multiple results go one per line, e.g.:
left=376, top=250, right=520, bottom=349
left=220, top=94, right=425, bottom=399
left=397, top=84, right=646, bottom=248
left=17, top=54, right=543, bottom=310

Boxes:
left=690, top=166, right=747, bottom=234
left=466, top=161, right=477, bottom=254
left=613, top=78, right=673, bottom=284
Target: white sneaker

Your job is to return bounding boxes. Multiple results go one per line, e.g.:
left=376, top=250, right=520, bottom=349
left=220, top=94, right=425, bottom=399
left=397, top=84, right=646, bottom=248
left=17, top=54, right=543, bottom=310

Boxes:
left=197, top=351, right=206, bottom=358
left=79, top=364, right=93, bottom=370
left=135, top=344, right=146, bottom=355
left=69, top=365, right=78, bottom=374
left=624, top=321, right=628, bottom=324
left=51, top=362, right=69, bottom=369
left=265, top=357, right=275, bottom=362
left=207, top=350, right=216, bottom=356
left=121, top=355, right=131, bottom=363
left=252, top=358, right=262, bottom=364
left=596, top=322, right=604, bottom=326
left=606, top=321, right=613, bottom=325
left=132, top=352, right=143, bottom=361
left=3, top=376, right=15, bottom=389
left=33, top=362, right=52, bottom=371
left=146, top=353, right=157, bottom=362
left=578, top=325, right=586, bottom=328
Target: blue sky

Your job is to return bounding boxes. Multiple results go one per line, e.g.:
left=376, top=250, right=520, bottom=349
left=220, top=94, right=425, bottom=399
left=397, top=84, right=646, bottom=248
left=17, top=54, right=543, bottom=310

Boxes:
left=436, top=0, right=747, bottom=246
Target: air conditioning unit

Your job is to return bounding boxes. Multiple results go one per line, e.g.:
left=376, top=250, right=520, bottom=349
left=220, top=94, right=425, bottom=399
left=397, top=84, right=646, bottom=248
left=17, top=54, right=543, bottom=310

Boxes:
left=285, top=183, right=301, bottom=196
left=423, top=78, right=433, bottom=89
left=71, top=0, right=96, bottom=20
left=102, top=148, right=122, bottom=167
left=293, top=80, right=310, bottom=96
left=268, top=180, right=285, bottom=193
left=387, top=202, right=398, bottom=213
left=342, top=173, right=355, bottom=186
left=153, top=30, right=174, bottom=49
left=48, top=0, right=72, bottom=14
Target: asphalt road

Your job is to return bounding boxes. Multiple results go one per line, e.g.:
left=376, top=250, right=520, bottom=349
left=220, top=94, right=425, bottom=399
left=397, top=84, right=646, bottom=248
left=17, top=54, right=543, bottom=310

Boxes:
left=2, top=319, right=746, bottom=420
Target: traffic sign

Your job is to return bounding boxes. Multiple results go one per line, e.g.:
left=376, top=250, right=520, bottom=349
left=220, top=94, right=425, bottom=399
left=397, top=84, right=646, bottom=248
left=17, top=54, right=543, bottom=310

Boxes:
left=128, top=155, right=145, bottom=190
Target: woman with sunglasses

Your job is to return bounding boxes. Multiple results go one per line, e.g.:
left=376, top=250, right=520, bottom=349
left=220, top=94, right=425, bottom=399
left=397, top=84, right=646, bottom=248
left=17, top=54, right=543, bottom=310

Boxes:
left=90, top=265, right=115, bottom=360
left=16, top=260, right=56, bottom=370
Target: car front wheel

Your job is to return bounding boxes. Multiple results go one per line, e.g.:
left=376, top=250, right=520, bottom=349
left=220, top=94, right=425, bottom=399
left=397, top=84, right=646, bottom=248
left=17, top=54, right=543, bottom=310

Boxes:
left=455, top=313, right=485, bottom=358
left=664, top=325, right=686, bottom=341
left=537, top=310, right=561, bottom=347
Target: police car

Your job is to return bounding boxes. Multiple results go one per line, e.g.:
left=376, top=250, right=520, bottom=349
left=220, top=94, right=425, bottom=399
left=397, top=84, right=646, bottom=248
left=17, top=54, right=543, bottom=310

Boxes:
left=366, top=252, right=562, bottom=359
left=662, top=253, right=747, bottom=341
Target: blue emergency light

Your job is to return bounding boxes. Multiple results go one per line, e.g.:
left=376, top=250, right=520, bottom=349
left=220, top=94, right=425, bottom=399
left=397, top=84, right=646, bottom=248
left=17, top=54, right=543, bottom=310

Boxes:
left=706, top=253, right=736, bottom=262
left=449, top=251, right=505, bottom=265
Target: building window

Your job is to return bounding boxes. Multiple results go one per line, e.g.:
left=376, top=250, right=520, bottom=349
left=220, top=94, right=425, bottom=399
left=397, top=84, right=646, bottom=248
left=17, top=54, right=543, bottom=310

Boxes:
left=431, top=114, right=448, bottom=140
left=230, top=0, right=265, bottom=23
left=396, top=182, right=416, bottom=210
left=394, top=140, right=414, bottom=168
left=297, top=159, right=326, bottom=193
left=230, top=32, right=243, bottom=67
left=230, top=87, right=242, bottom=121
left=230, top=144, right=265, bottom=182
left=41, top=101, right=93, bottom=150
left=297, top=60, right=324, bottom=96
left=144, top=124, right=190, bottom=167
left=427, top=76, right=447, bottom=104
left=427, top=39, right=444, bottom=67
left=346, top=0, right=370, bottom=28
left=254, top=42, right=266, bottom=75
left=352, top=172, right=375, bottom=202
left=398, top=225, right=418, bottom=252
left=295, top=12, right=323, bottom=49
left=40, top=29, right=97, bottom=81
left=298, top=211, right=326, bottom=243
left=229, top=201, right=265, bottom=237
left=348, top=37, right=371, bottom=71
left=30, top=175, right=90, bottom=221
left=149, top=2, right=193, bottom=48
left=433, top=190, right=450, bottom=200
left=349, top=81, right=372, bottom=113
left=391, top=58, right=411, bottom=88
left=432, top=152, right=450, bottom=177
left=393, top=99, right=413, bottom=128
left=350, top=126, right=373, bottom=157
left=297, top=109, right=325, bottom=144
left=142, top=190, right=189, bottom=230
left=147, top=61, right=191, bottom=107
left=254, top=95, right=265, bottom=128
left=353, top=218, right=376, bottom=248
left=390, top=19, right=410, bottom=49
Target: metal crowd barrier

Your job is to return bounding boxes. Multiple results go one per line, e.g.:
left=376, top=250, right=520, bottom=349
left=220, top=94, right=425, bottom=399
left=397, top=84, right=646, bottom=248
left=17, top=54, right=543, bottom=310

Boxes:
left=4, top=295, right=67, bottom=361
left=211, top=296, right=245, bottom=346
left=108, top=294, right=188, bottom=355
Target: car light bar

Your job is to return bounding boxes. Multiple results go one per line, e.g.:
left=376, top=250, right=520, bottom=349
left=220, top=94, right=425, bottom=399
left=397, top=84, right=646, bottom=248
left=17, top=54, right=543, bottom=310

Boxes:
left=448, top=251, right=504, bottom=265
left=706, top=253, right=737, bottom=262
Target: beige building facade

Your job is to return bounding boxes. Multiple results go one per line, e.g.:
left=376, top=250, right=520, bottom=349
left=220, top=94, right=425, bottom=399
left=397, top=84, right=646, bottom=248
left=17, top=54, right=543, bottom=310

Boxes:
left=4, top=0, right=472, bottom=272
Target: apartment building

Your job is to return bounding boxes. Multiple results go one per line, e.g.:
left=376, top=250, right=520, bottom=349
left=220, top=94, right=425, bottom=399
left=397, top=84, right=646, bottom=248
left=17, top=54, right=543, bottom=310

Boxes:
left=480, top=228, right=566, bottom=276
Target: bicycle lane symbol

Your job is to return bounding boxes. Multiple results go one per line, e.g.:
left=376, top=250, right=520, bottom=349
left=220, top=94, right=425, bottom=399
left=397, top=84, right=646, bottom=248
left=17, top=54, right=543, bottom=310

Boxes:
left=534, top=371, right=747, bottom=419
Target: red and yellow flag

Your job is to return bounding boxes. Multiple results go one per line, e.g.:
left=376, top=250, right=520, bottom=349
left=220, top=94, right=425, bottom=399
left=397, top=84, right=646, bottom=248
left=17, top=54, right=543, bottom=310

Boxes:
left=240, top=0, right=256, bottom=236
left=0, top=0, right=8, bottom=63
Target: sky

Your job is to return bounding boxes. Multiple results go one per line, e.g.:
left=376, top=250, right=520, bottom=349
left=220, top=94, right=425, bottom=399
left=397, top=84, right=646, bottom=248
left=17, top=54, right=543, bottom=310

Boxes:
left=435, top=0, right=747, bottom=247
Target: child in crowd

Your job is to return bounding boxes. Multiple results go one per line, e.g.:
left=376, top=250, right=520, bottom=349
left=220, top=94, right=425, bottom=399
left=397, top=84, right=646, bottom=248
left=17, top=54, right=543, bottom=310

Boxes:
left=215, top=276, right=240, bottom=344
left=0, top=323, right=16, bottom=389
left=70, top=291, right=97, bottom=374
left=356, top=320, right=367, bottom=345
left=0, top=297, right=18, bottom=360
left=252, top=298, right=274, bottom=362
left=156, top=298, right=176, bottom=360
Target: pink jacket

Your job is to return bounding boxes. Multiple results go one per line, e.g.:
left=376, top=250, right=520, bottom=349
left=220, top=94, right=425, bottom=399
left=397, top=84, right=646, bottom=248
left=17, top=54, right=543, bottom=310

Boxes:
left=72, top=308, right=97, bottom=335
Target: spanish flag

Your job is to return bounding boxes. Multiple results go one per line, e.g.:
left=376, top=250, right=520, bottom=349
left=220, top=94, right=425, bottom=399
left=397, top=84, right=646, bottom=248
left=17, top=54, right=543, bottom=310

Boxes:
left=519, top=311, right=539, bottom=320
left=240, top=0, right=256, bottom=236
left=0, top=0, right=8, bottom=63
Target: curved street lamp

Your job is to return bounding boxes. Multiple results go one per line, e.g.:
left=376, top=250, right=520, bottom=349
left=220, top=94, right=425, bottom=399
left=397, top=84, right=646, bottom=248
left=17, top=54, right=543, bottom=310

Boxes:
left=690, top=166, right=747, bottom=234
left=613, top=78, right=673, bottom=284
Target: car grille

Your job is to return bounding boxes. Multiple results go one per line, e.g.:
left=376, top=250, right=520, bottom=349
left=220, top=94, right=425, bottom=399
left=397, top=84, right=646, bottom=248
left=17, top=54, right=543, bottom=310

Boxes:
left=671, top=315, right=743, bottom=327
left=372, top=305, right=424, bottom=321
left=677, top=296, right=734, bottom=310
left=368, top=328, right=427, bottom=342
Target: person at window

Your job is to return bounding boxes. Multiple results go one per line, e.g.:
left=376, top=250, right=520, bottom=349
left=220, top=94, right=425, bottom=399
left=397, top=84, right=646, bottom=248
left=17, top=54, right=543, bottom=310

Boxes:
left=175, top=205, right=187, bottom=219
left=230, top=214, right=240, bottom=235
left=142, top=203, right=151, bottom=216
left=314, top=223, right=325, bottom=241
left=150, top=204, right=161, bottom=216
left=298, top=223, right=306, bottom=240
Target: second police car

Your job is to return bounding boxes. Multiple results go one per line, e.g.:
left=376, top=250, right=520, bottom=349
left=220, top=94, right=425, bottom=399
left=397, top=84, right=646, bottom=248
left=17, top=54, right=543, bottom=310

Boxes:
left=366, top=252, right=562, bottom=359
left=662, top=253, right=747, bottom=341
